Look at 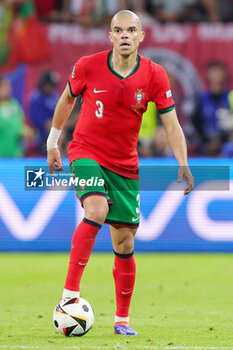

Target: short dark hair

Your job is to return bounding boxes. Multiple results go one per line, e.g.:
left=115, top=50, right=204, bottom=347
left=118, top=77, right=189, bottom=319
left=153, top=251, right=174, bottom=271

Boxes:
left=38, top=70, right=60, bottom=90
left=207, top=61, right=228, bottom=71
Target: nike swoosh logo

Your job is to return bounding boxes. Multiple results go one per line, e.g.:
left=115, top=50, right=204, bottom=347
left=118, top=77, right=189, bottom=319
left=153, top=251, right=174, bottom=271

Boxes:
left=94, top=88, right=107, bottom=93
left=132, top=216, right=140, bottom=222
left=121, top=290, right=133, bottom=295
left=78, top=262, right=86, bottom=266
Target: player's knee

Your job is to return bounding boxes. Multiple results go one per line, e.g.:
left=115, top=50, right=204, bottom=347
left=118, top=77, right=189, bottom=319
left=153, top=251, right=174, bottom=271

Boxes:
left=118, top=241, right=134, bottom=254
left=84, top=196, right=109, bottom=225
left=85, top=206, right=108, bottom=225
left=115, top=230, right=137, bottom=254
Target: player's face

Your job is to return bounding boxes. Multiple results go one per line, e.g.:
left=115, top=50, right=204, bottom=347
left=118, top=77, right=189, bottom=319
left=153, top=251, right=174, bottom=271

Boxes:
left=0, top=79, right=11, bottom=101
left=109, top=17, right=144, bottom=57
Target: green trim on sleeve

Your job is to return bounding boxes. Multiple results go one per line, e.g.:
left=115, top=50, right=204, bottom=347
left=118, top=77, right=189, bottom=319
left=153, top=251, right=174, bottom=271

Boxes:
left=68, top=81, right=79, bottom=97
left=158, top=104, right=175, bottom=115
left=228, top=90, right=233, bottom=113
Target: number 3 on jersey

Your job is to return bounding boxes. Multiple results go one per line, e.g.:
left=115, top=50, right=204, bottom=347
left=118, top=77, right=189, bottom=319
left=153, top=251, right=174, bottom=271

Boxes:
left=95, top=100, right=104, bottom=119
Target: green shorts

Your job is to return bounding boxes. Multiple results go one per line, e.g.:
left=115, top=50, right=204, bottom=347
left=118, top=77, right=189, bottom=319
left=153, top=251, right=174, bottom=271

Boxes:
left=71, top=158, right=140, bottom=228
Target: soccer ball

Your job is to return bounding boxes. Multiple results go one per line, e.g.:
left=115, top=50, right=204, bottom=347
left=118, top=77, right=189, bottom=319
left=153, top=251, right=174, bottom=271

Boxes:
left=53, top=297, right=94, bottom=336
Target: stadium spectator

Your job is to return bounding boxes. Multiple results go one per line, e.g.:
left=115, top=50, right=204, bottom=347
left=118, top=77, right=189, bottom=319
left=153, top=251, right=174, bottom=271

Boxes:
left=59, top=97, right=82, bottom=157
left=151, top=0, right=220, bottom=23
left=29, top=70, right=60, bottom=155
left=33, top=0, right=71, bottom=22
left=33, top=0, right=57, bottom=21
left=0, top=77, right=28, bottom=157
left=195, top=0, right=220, bottom=22
left=222, top=130, right=233, bottom=157
left=151, top=0, right=196, bottom=22
left=70, top=0, right=127, bottom=27
left=126, top=0, right=147, bottom=12
left=137, top=102, right=157, bottom=157
left=0, top=0, right=50, bottom=72
left=192, top=61, right=233, bottom=156
left=217, top=0, right=233, bottom=22
left=125, top=0, right=153, bottom=25
left=153, top=125, right=173, bottom=157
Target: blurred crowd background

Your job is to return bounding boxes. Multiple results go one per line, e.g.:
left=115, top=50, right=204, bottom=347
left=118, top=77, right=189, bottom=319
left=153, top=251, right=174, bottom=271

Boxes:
left=0, top=0, right=233, bottom=159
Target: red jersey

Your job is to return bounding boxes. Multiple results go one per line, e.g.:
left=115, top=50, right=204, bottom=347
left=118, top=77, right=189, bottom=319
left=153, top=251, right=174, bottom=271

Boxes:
left=68, top=50, right=175, bottom=179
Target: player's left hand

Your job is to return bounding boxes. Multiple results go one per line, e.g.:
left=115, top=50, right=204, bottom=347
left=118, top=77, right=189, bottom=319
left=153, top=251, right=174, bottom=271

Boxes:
left=177, top=166, right=194, bottom=195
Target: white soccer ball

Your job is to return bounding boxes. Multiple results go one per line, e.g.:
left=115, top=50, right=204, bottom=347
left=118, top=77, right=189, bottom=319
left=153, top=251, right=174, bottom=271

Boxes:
left=53, top=297, right=94, bottom=336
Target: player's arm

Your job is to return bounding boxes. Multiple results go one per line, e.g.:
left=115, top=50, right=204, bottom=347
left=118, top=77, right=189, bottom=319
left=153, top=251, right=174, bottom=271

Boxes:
left=160, top=108, right=194, bottom=195
left=50, top=84, right=76, bottom=129
left=47, top=84, right=76, bottom=177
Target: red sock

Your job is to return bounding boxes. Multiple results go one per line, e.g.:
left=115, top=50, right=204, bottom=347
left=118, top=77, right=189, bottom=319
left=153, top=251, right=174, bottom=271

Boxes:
left=113, top=251, right=136, bottom=318
left=64, top=218, right=101, bottom=291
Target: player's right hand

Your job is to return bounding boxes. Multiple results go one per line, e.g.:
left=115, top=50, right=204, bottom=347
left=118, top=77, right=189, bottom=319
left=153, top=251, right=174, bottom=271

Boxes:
left=177, top=166, right=194, bottom=196
left=47, top=148, right=64, bottom=178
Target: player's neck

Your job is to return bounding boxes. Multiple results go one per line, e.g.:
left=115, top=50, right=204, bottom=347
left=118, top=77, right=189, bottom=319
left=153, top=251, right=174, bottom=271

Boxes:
left=111, top=50, right=138, bottom=78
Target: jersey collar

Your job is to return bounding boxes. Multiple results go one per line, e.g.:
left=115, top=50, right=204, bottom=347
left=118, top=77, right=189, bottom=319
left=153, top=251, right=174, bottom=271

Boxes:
left=107, top=50, right=140, bottom=80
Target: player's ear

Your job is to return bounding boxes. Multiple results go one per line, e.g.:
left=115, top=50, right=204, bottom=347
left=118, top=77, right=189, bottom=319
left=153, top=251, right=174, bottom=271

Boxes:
left=140, top=31, right=145, bottom=43
left=109, top=31, right=113, bottom=43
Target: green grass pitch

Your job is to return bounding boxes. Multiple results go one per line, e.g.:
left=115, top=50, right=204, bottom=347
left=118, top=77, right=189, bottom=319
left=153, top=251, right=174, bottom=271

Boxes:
left=0, top=253, right=233, bottom=349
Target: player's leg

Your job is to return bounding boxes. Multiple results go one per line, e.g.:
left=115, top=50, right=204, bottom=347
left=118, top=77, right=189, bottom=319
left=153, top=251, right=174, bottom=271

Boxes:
left=63, top=195, right=109, bottom=299
left=88, top=165, right=140, bottom=333
left=62, top=158, right=109, bottom=299
left=110, top=225, right=139, bottom=335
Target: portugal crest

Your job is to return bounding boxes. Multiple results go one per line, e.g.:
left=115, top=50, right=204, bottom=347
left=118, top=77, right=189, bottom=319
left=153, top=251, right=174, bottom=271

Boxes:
left=72, top=66, right=76, bottom=79
left=132, top=89, right=145, bottom=111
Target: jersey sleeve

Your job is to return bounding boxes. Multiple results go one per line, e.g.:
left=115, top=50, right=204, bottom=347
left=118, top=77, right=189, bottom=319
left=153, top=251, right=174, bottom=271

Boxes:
left=149, top=64, right=175, bottom=115
left=68, top=57, right=86, bottom=97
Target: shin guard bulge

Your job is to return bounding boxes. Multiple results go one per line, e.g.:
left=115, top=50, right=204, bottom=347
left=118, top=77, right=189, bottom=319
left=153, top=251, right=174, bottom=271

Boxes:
left=113, top=251, right=136, bottom=318
left=65, top=218, right=101, bottom=291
